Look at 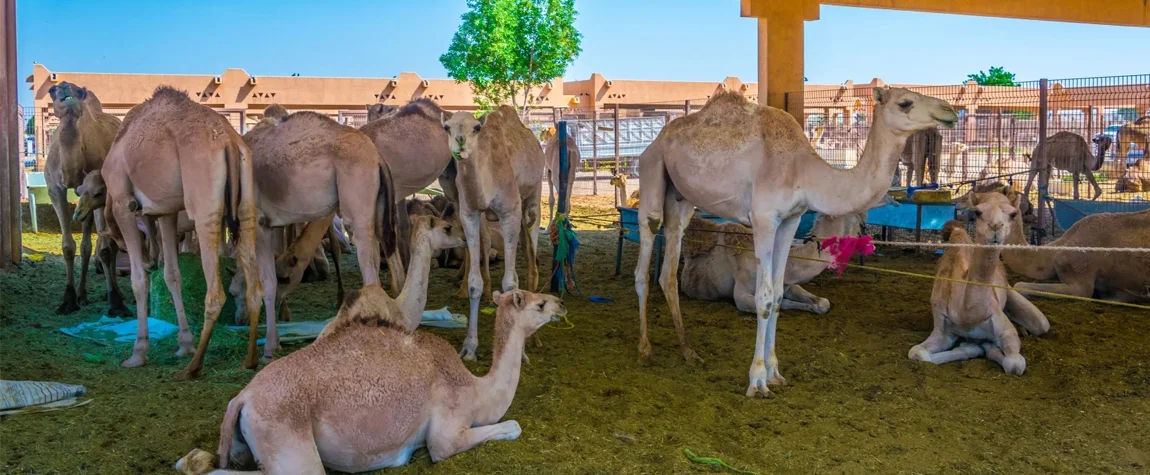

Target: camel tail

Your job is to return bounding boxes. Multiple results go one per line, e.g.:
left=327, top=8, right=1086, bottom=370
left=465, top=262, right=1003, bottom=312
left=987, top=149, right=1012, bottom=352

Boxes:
left=377, top=163, right=399, bottom=261
left=216, top=396, right=245, bottom=469
left=223, top=141, right=243, bottom=247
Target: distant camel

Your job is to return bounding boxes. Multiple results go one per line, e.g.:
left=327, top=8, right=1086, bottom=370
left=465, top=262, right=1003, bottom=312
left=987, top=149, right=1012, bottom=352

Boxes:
left=1023, top=131, right=1108, bottom=201
left=1112, top=117, right=1150, bottom=178
left=899, top=127, right=942, bottom=186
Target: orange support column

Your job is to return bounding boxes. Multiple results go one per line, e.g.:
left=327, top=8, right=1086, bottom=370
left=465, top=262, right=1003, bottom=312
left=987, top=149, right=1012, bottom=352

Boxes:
left=756, top=8, right=805, bottom=124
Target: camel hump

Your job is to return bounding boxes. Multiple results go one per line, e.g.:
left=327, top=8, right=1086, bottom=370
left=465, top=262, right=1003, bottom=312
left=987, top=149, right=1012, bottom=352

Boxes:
left=150, top=85, right=192, bottom=103
left=263, top=104, right=289, bottom=120
left=327, top=285, right=405, bottom=334
left=398, top=98, right=444, bottom=120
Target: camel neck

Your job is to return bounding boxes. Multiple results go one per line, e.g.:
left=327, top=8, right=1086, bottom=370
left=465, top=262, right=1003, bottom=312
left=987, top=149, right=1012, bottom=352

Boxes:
left=615, top=183, right=627, bottom=207
left=396, top=233, right=433, bottom=330
left=455, top=148, right=495, bottom=206
left=801, top=115, right=908, bottom=216
left=1000, top=215, right=1056, bottom=280
left=475, top=317, right=524, bottom=423
left=966, top=245, right=1002, bottom=281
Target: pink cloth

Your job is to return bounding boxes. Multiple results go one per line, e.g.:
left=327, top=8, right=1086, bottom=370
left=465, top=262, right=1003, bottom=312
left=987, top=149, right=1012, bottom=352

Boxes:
left=819, top=235, right=875, bottom=277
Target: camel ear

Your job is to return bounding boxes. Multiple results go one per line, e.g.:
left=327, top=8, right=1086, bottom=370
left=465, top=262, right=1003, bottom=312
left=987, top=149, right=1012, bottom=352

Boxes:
left=440, top=112, right=448, bottom=128
left=1002, top=187, right=1021, bottom=209
left=478, top=113, right=488, bottom=127
left=873, top=87, right=887, bottom=104
left=76, top=87, right=88, bottom=100
left=966, top=190, right=979, bottom=207
left=492, top=291, right=503, bottom=305
left=48, top=85, right=58, bottom=99
left=511, top=291, right=524, bottom=309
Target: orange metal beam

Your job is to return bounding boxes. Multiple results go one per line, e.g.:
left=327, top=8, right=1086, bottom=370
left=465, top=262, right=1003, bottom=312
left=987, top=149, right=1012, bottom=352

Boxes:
left=743, top=0, right=1150, bottom=28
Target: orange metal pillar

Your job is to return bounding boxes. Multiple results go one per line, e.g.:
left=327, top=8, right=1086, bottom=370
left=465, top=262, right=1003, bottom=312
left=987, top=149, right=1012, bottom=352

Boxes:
left=757, top=8, right=805, bottom=124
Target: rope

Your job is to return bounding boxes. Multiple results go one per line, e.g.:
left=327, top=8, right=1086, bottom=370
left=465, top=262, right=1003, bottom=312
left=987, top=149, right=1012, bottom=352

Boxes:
left=683, top=449, right=760, bottom=475
left=940, top=170, right=1031, bottom=189
left=868, top=240, right=1150, bottom=254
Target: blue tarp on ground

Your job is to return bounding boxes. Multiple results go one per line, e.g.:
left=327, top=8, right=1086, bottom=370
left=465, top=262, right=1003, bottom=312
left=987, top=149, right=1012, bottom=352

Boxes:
left=60, top=317, right=178, bottom=343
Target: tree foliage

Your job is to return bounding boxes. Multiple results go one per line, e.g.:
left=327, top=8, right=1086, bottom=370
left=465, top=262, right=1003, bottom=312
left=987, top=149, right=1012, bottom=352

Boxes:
left=440, top=0, right=582, bottom=112
left=966, top=66, right=1018, bottom=87
left=25, top=117, right=34, bottom=136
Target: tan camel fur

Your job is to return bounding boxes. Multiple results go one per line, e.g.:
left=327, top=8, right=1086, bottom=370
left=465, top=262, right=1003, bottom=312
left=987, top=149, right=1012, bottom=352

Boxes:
left=174, top=288, right=565, bottom=474
left=609, top=173, right=640, bottom=208
left=442, top=106, right=546, bottom=360
left=635, top=87, right=957, bottom=397
left=910, top=190, right=1050, bottom=375
left=100, top=86, right=263, bottom=378
left=365, top=103, right=396, bottom=122
left=900, top=127, right=942, bottom=186
left=1000, top=199, right=1150, bottom=303
left=238, top=107, right=404, bottom=362
left=1115, top=158, right=1150, bottom=193
left=544, top=132, right=580, bottom=222
left=44, top=82, right=127, bottom=316
left=1023, top=131, right=1107, bottom=201
left=681, top=208, right=879, bottom=315
left=1112, top=117, right=1150, bottom=179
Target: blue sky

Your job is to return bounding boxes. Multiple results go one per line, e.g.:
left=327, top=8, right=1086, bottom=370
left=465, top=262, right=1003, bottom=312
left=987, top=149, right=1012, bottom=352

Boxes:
left=16, top=0, right=1149, bottom=106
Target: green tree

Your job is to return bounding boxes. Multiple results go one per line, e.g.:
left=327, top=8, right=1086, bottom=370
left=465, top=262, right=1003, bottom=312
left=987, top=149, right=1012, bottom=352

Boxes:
left=24, top=116, right=33, bottom=136
left=440, top=0, right=582, bottom=113
left=966, top=66, right=1018, bottom=87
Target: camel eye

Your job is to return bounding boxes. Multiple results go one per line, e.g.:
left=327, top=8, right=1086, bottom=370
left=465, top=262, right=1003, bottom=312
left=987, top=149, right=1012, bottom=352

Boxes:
left=1009, top=212, right=1018, bottom=219
left=536, top=302, right=546, bottom=311
left=443, top=125, right=451, bottom=132
left=898, top=100, right=913, bottom=110
left=444, top=225, right=452, bottom=233
left=473, top=124, right=482, bottom=133
left=974, top=210, right=983, bottom=217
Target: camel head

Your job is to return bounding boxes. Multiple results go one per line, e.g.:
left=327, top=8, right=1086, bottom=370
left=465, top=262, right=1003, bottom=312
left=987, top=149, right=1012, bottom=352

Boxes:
left=263, top=104, right=289, bottom=121
left=1092, top=134, right=1113, bottom=171
left=539, top=126, right=557, bottom=143
left=366, top=103, right=395, bottom=122
left=410, top=215, right=465, bottom=252
left=48, top=82, right=90, bottom=120
left=968, top=187, right=1021, bottom=245
left=609, top=173, right=627, bottom=188
left=441, top=111, right=487, bottom=161
left=73, top=170, right=107, bottom=222
left=873, top=87, right=958, bottom=136
left=492, top=289, right=567, bottom=336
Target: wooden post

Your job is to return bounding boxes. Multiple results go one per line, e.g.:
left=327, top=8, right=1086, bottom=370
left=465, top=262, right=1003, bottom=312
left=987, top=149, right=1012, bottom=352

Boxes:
left=550, top=121, right=569, bottom=292
left=684, top=100, right=691, bottom=116
left=1008, top=116, right=1017, bottom=162
left=591, top=109, right=598, bottom=195
left=613, top=103, right=620, bottom=177
left=1086, top=105, right=1094, bottom=140
left=1035, top=79, right=1049, bottom=245
left=995, top=110, right=1003, bottom=175
left=2, top=0, right=19, bottom=268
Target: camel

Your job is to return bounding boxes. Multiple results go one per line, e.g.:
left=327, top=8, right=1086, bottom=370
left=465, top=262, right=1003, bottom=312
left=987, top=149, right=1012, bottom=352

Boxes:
left=998, top=192, right=1150, bottom=303
left=236, top=106, right=404, bottom=362
left=174, top=288, right=565, bottom=474
left=610, top=173, right=640, bottom=208
left=1022, top=131, right=1108, bottom=201
left=1116, top=158, right=1150, bottom=193
left=1112, top=117, right=1150, bottom=179
left=635, top=87, right=957, bottom=397
left=100, top=86, right=262, bottom=377
left=899, top=127, right=942, bottom=186
left=544, top=130, right=580, bottom=222
left=442, top=106, right=546, bottom=361
left=360, top=99, right=460, bottom=266
left=808, top=124, right=825, bottom=147
left=43, top=82, right=127, bottom=317
left=316, top=214, right=465, bottom=338
left=366, top=103, right=396, bottom=122
left=909, top=191, right=1050, bottom=375
left=681, top=204, right=885, bottom=315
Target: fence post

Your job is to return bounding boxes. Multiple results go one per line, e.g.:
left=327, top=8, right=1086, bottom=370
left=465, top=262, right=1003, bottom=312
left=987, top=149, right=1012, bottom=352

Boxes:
left=591, top=109, right=599, bottom=195
left=1086, top=105, right=1094, bottom=141
left=684, top=100, right=691, bottom=116
left=1035, top=78, right=1049, bottom=245
left=613, top=103, right=621, bottom=178
left=994, top=110, right=1003, bottom=175
left=550, top=121, right=569, bottom=293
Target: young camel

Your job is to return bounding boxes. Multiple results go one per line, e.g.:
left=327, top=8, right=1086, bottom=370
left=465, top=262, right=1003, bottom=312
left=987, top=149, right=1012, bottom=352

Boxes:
left=43, top=82, right=127, bottom=316
left=610, top=173, right=641, bottom=208
left=174, top=288, right=565, bottom=474
left=910, top=190, right=1050, bottom=375
left=635, top=88, right=957, bottom=397
left=101, top=86, right=263, bottom=377
left=899, top=127, right=942, bottom=186
left=236, top=108, right=404, bottom=362
left=681, top=207, right=882, bottom=315
left=1023, top=131, right=1108, bottom=201
left=544, top=130, right=580, bottom=222
left=442, top=106, right=546, bottom=360
left=1115, top=158, right=1150, bottom=193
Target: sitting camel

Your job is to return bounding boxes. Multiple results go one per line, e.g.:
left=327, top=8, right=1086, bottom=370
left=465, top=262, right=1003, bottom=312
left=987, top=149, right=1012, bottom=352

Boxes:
left=610, top=173, right=640, bottom=208
left=544, top=128, right=580, bottom=222
left=900, top=127, right=942, bottom=186
left=100, top=86, right=263, bottom=377
left=1112, top=117, right=1150, bottom=180
left=442, top=106, right=545, bottom=360
left=1115, top=158, right=1150, bottom=193
left=634, top=87, right=957, bottom=397
left=236, top=106, right=404, bottom=362
left=174, top=287, right=565, bottom=474
left=1023, top=131, right=1108, bottom=201
left=909, top=189, right=1050, bottom=374
left=681, top=208, right=879, bottom=315
left=43, top=82, right=127, bottom=316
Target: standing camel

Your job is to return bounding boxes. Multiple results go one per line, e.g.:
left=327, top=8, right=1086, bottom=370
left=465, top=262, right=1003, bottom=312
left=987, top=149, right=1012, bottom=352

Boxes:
left=635, top=88, right=957, bottom=397
left=441, top=106, right=545, bottom=360
left=899, top=127, right=942, bottom=186
left=1023, top=131, right=1108, bottom=201
left=233, top=107, right=404, bottom=362
left=1112, top=117, right=1150, bottom=179
left=544, top=128, right=580, bottom=222
left=43, top=82, right=128, bottom=317
left=101, top=86, right=263, bottom=378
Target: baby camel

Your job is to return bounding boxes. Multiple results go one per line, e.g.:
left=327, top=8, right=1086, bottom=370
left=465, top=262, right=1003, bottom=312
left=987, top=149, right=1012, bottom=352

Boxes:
left=175, top=288, right=565, bottom=474
left=909, top=188, right=1050, bottom=375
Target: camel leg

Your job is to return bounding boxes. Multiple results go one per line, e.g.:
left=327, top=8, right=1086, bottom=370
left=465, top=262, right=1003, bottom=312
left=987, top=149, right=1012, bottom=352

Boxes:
left=456, top=250, right=471, bottom=299
left=1014, top=271, right=1094, bottom=300
left=914, top=156, right=926, bottom=187
left=922, top=342, right=985, bottom=365
left=522, top=194, right=541, bottom=293
left=427, top=419, right=521, bottom=464
left=94, top=212, right=131, bottom=318
left=480, top=218, right=493, bottom=302
left=780, top=284, right=831, bottom=315
left=497, top=204, right=523, bottom=294
left=747, top=213, right=801, bottom=397
left=141, top=216, right=159, bottom=269
left=332, top=215, right=351, bottom=253
left=327, top=222, right=345, bottom=304
left=157, top=215, right=195, bottom=357
left=982, top=311, right=1026, bottom=375
left=50, top=185, right=82, bottom=314
left=270, top=217, right=334, bottom=361
left=252, top=226, right=280, bottom=363
left=76, top=216, right=94, bottom=306
left=658, top=196, right=701, bottom=364
left=1022, top=160, right=1040, bottom=201
left=459, top=206, right=484, bottom=361
left=634, top=149, right=668, bottom=365
left=1084, top=169, right=1102, bottom=201
left=111, top=203, right=151, bottom=368
left=176, top=213, right=232, bottom=378
left=1004, top=290, right=1050, bottom=336
left=1072, top=172, right=1080, bottom=200
left=909, top=304, right=961, bottom=363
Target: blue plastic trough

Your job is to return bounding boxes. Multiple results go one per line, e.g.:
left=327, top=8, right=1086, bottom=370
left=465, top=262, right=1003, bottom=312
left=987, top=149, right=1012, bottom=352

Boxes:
left=1052, top=199, right=1150, bottom=232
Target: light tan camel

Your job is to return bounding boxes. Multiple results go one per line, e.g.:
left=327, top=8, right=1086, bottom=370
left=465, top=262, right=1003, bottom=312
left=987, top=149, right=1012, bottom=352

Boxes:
left=609, top=173, right=640, bottom=208
left=999, top=196, right=1150, bottom=303
left=174, top=288, right=565, bottom=474
left=910, top=190, right=1050, bottom=375
left=544, top=131, right=580, bottom=222
left=635, top=87, right=957, bottom=397
left=899, top=127, right=942, bottom=186
left=1112, top=117, right=1150, bottom=179
left=365, top=103, right=396, bottom=122
left=809, top=124, right=825, bottom=147
left=1023, top=131, right=1108, bottom=201
left=237, top=107, right=404, bottom=362
left=680, top=206, right=884, bottom=315
left=43, top=82, right=127, bottom=316
left=1116, top=158, right=1150, bottom=193
left=100, top=86, right=262, bottom=377
left=442, top=106, right=546, bottom=360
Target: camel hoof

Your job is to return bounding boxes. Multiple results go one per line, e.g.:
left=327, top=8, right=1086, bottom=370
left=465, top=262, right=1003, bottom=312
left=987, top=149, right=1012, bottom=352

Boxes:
left=120, top=354, right=148, bottom=368
left=521, top=351, right=530, bottom=364
left=638, top=340, right=654, bottom=366
left=56, top=287, right=81, bottom=315
left=77, top=294, right=91, bottom=306
left=1002, top=355, right=1026, bottom=376
left=908, top=345, right=932, bottom=362
left=460, top=347, right=477, bottom=361
left=746, top=379, right=772, bottom=398
left=681, top=347, right=704, bottom=366
left=769, top=373, right=789, bottom=386
left=173, top=365, right=202, bottom=380
left=260, top=354, right=276, bottom=365
left=106, top=304, right=132, bottom=319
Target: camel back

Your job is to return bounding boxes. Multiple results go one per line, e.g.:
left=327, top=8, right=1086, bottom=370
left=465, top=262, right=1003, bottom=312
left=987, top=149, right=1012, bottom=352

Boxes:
left=660, top=90, right=802, bottom=155
left=682, top=215, right=754, bottom=258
